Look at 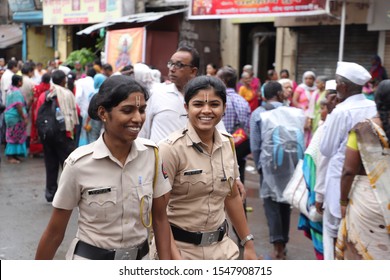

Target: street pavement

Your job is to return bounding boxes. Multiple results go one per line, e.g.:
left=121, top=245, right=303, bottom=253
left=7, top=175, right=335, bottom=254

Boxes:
left=0, top=146, right=316, bottom=260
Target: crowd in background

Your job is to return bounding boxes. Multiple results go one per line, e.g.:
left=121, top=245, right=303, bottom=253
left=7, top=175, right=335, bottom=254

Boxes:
left=0, top=48, right=389, bottom=260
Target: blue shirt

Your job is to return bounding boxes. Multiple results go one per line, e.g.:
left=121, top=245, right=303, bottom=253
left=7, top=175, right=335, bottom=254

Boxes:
left=222, top=88, right=251, bottom=134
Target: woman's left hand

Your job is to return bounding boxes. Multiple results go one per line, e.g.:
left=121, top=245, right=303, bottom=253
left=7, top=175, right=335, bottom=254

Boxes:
left=243, top=243, right=258, bottom=260
left=236, top=179, right=247, bottom=202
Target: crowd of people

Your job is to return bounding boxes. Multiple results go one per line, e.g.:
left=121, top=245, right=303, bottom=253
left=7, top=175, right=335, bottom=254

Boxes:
left=0, top=47, right=389, bottom=260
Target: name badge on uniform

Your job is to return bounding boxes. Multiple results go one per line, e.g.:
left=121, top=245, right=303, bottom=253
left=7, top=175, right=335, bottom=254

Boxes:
left=88, top=187, right=111, bottom=195
left=183, top=169, right=203, bottom=176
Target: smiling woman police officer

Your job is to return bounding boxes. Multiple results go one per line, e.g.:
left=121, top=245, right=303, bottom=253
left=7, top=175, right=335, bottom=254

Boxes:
left=35, top=75, right=171, bottom=260
left=159, top=75, right=257, bottom=260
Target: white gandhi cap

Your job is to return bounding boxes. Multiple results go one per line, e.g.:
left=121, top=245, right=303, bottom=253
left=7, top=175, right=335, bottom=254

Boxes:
left=325, top=79, right=336, bottom=90
left=335, top=61, right=371, bottom=86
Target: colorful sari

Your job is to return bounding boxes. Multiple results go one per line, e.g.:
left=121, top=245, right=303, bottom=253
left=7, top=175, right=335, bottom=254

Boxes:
left=310, top=89, right=326, bottom=134
left=4, top=86, right=28, bottom=157
left=297, top=124, right=324, bottom=259
left=239, top=85, right=259, bottom=112
left=336, top=120, right=390, bottom=260
left=30, top=82, right=50, bottom=154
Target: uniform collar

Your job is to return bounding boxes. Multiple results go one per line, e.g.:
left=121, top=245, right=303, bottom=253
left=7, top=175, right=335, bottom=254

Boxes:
left=92, top=134, right=147, bottom=165
left=185, top=122, right=223, bottom=150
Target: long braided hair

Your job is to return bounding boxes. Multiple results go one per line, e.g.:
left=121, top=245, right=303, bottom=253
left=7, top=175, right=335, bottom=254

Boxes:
left=374, top=79, right=390, bottom=142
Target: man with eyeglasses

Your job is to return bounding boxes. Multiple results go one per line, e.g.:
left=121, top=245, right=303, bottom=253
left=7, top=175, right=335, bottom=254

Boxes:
left=139, top=44, right=200, bottom=144
left=140, top=44, right=226, bottom=144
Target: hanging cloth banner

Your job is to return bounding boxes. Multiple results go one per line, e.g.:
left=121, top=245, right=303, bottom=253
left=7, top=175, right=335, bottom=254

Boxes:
left=105, top=27, right=146, bottom=72
left=189, top=0, right=328, bottom=20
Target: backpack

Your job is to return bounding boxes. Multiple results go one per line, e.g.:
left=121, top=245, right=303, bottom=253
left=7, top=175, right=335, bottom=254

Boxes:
left=36, top=91, right=66, bottom=141
left=271, top=125, right=304, bottom=171
left=260, top=106, right=305, bottom=173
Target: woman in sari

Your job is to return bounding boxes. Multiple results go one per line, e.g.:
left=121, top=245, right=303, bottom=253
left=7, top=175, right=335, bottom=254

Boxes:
left=336, top=79, right=390, bottom=260
left=4, top=75, right=28, bottom=163
left=297, top=98, right=329, bottom=260
left=30, top=73, right=51, bottom=156
left=292, top=71, right=317, bottom=147
left=307, top=76, right=327, bottom=134
left=239, top=71, right=259, bottom=112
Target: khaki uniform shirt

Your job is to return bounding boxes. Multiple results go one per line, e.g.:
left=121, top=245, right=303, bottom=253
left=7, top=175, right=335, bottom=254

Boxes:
left=159, top=123, right=239, bottom=232
left=53, top=135, right=171, bottom=251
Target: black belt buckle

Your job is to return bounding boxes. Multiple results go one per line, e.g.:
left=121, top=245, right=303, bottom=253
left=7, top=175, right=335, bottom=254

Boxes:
left=199, top=231, right=219, bottom=246
left=198, top=221, right=226, bottom=246
left=114, top=240, right=149, bottom=260
left=114, top=248, right=138, bottom=260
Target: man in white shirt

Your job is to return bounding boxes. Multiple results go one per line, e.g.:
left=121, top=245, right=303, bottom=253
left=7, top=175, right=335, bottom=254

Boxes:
left=75, top=68, right=96, bottom=118
left=74, top=68, right=96, bottom=146
left=139, top=45, right=200, bottom=144
left=1, top=60, right=18, bottom=104
left=320, top=61, right=377, bottom=259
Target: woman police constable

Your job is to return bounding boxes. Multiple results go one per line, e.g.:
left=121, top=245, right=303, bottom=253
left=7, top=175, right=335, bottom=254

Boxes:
left=35, top=75, right=172, bottom=260
left=159, top=76, right=257, bottom=259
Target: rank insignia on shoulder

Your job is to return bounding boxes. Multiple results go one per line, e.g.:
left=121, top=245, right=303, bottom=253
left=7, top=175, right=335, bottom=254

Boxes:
left=88, top=187, right=111, bottom=195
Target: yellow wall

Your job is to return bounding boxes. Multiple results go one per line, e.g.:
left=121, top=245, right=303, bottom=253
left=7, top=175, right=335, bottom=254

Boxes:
left=27, top=26, right=54, bottom=65
left=57, top=26, right=73, bottom=63
left=220, top=19, right=240, bottom=70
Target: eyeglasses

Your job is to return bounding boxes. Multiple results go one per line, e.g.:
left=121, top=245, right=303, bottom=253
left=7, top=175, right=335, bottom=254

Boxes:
left=167, top=61, right=193, bottom=69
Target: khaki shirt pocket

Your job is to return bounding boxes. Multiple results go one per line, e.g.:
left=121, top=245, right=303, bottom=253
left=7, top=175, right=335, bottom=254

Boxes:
left=215, top=167, right=235, bottom=197
left=83, top=187, right=117, bottom=222
left=137, top=181, right=153, bottom=227
left=179, top=172, right=208, bottom=196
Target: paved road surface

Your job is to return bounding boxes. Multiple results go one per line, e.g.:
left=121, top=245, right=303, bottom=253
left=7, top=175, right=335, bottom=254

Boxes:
left=0, top=146, right=316, bottom=260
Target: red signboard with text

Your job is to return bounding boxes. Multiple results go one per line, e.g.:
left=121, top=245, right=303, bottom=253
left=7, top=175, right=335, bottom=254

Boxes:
left=189, top=0, right=328, bottom=19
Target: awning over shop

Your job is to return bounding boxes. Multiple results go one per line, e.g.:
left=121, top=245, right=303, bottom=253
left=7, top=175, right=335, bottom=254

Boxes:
left=13, top=11, right=43, bottom=24
left=76, top=8, right=188, bottom=35
left=0, top=24, right=22, bottom=49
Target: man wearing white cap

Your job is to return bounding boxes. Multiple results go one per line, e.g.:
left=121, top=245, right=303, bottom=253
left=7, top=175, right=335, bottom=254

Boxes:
left=319, top=62, right=377, bottom=259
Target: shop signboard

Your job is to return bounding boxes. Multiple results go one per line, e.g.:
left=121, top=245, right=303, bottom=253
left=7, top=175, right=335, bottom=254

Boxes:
left=189, top=0, right=328, bottom=19
left=42, top=0, right=122, bottom=25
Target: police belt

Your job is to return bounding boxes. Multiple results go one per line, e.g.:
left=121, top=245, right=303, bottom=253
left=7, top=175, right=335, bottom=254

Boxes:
left=171, top=220, right=227, bottom=246
left=74, top=239, right=149, bottom=260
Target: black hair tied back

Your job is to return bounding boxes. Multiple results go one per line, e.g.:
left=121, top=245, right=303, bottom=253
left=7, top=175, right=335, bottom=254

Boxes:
left=374, top=79, right=390, bottom=142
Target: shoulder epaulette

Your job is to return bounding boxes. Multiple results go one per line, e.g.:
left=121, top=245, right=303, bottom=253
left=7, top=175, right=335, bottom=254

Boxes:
left=66, top=144, right=94, bottom=165
left=163, top=129, right=186, bottom=145
left=220, top=130, right=233, bottom=139
left=138, top=137, right=158, bottom=148
left=220, top=131, right=235, bottom=155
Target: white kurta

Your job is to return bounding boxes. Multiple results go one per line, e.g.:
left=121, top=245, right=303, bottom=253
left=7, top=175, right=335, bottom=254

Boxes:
left=320, top=94, right=377, bottom=219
